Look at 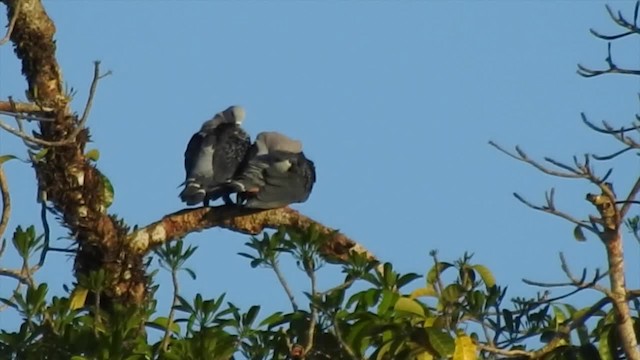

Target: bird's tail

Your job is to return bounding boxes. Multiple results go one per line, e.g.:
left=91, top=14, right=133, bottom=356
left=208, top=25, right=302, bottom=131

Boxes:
left=179, top=181, right=206, bottom=206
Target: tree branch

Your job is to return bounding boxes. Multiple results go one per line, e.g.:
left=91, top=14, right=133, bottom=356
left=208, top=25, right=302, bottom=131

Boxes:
left=0, top=100, right=54, bottom=114
left=488, top=142, right=585, bottom=179
left=512, top=192, right=599, bottom=236
left=128, top=206, right=376, bottom=264
left=620, top=177, right=640, bottom=219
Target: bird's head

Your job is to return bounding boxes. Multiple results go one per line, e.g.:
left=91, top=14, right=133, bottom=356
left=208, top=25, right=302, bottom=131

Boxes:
left=257, top=131, right=303, bottom=153
left=200, top=105, right=246, bottom=131
left=222, top=105, right=246, bottom=125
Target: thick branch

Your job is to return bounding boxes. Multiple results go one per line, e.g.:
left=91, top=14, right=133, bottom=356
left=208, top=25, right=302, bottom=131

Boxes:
left=1, top=0, right=129, bottom=302
left=3, top=0, right=66, bottom=109
left=128, top=206, right=377, bottom=264
left=603, top=229, right=639, bottom=359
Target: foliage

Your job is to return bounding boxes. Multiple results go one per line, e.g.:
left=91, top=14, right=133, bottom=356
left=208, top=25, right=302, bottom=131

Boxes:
left=0, top=225, right=639, bottom=359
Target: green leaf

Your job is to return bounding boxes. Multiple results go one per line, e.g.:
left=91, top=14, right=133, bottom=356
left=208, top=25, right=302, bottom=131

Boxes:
left=258, top=311, right=284, bottom=328
left=426, top=328, right=455, bottom=357
left=442, top=284, right=464, bottom=302
left=0, top=154, right=17, bottom=165
left=242, top=305, right=260, bottom=327
left=99, top=173, right=114, bottom=209
left=502, top=309, right=514, bottom=332
left=598, top=326, right=614, bottom=360
left=396, top=272, right=421, bottom=289
left=573, top=226, right=587, bottom=241
left=85, top=149, right=100, bottom=161
left=32, top=148, right=49, bottom=161
left=183, top=267, right=197, bottom=280
left=427, top=262, right=453, bottom=285
left=472, top=264, right=496, bottom=288
left=410, top=285, right=438, bottom=299
left=453, top=335, right=477, bottom=360
left=394, top=297, right=425, bottom=317
left=147, top=316, right=180, bottom=334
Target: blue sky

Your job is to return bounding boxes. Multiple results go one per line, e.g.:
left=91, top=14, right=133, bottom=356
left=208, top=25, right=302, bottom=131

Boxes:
left=1, top=1, right=639, bottom=337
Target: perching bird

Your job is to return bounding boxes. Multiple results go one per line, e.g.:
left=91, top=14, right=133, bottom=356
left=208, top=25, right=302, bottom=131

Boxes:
left=179, top=105, right=251, bottom=206
left=230, top=131, right=316, bottom=209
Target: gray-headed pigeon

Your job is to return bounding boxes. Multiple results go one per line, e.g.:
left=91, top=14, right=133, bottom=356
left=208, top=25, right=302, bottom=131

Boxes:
left=230, top=131, right=316, bottom=209
left=180, top=105, right=251, bottom=206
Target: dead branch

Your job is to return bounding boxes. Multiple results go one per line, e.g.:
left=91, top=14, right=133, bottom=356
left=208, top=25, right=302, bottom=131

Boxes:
left=589, top=3, right=640, bottom=41
left=0, top=100, right=54, bottom=114
left=581, top=113, right=640, bottom=150
left=0, top=110, right=54, bottom=122
left=488, top=142, right=585, bottom=179
left=558, top=253, right=611, bottom=295
left=128, top=206, right=376, bottom=264
left=512, top=192, right=599, bottom=236
left=620, top=178, right=640, bottom=219
left=577, top=43, right=640, bottom=78
left=0, top=118, right=64, bottom=146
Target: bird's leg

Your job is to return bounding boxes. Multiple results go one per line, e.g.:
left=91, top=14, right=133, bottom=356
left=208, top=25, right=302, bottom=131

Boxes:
left=203, top=197, right=210, bottom=207
left=235, top=192, right=246, bottom=206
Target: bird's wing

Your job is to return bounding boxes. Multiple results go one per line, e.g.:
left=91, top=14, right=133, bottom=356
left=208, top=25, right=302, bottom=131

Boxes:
left=246, top=153, right=316, bottom=209
left=184, top=132, right=205, bottom=179
left=210, top=124, right=250, bottom=183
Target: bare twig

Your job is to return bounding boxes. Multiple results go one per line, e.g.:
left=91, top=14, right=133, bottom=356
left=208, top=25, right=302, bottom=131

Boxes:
left=0, top=110, right=54, bottom=122
left=0, top=62, right=110, bottom=147
left=559, top=253, right=611, bottom=295
left=0, top=0, right=21, bottom=46
left=160, top=266, right=179, bottom=352
left=489, top=142, right=586, bottom=178
left=581, top=113, right=640, bottom=150
left=304, top=265, right=318, bottom=356
left=331, top=315, right=360, bottom=360
left=477, top=344, right=531, bottom=358
left=37, top=202, right=50, bottom=267
left=620, top=177, right=640, bottom=219
left=577, top=43, right=640, bottom=78
left=512, top=192, right=599, bottom=236
left=77, top=61, right=111, bottom=136
left=0, top=101, right=54, bottom=114
left=0, top=268, right=30, bottom=284
left=0, top=119, right=59, bottom=147
left=593, top=146, right=634, bottom=161
left=272, top=259, right=299, bottom=311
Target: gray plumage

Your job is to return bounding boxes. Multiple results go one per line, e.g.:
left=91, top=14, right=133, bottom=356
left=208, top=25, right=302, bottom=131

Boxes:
left=180, top=105, right=251, bottom=206
left=231, top=131, right=316, bottom=209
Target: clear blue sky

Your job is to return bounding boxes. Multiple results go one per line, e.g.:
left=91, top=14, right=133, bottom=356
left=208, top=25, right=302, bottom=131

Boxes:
left=1, top=1, right=639, bottom=336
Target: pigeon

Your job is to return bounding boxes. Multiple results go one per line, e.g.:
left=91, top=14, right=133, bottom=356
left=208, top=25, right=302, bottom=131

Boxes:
left=230, top=131, right=316, bottom=209
left=180, top=105, right=251, bottom=206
